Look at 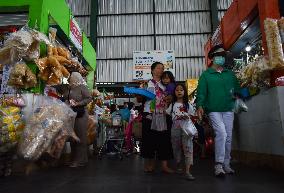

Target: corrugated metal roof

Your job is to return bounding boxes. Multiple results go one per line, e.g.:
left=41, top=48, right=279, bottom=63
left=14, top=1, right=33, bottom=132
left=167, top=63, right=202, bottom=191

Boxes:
left=156, top=34, right=211, bottom=57
left=98, top=15, right=153, bottom=36
left=97, top=60, right=133, bottom=82
left=75, top=17, right=90, bottom=36
left=97, top=36, right=154, bottom=59
left=0, top=14, right=28, bottom=26
left=66, top=0, right=91, bottom=37
left=66, top=0, right=91, bottom=15
left=218, top=11, right=226, bottom=21
left=175, top=58, right=206, bottom=80
left=98, top=0, right=153, bottom=14
left=217, top=0, right=234, bottom=10
left=155, top=0, right=210, bottom=12
left=155, top=12, right=211, bottom=34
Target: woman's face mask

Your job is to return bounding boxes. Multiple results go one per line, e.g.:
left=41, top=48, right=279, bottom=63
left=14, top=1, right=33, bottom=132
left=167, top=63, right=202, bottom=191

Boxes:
left=213, top=56, right=225, bottom=66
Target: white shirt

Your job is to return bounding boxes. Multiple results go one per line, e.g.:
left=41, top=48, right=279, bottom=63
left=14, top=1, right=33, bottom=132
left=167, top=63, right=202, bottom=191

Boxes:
left=166, top=102, right=195, bottom=120
left=143, top=80, right=165, bottom=113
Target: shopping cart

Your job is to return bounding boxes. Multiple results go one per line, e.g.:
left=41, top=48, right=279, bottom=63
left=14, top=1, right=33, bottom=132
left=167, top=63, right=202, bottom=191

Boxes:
left=98, top=113, right=124, bottom=160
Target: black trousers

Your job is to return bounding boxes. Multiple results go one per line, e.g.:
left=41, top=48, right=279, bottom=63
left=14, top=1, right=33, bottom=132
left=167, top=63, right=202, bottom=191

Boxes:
left=141, top=113, right=173, bottom=160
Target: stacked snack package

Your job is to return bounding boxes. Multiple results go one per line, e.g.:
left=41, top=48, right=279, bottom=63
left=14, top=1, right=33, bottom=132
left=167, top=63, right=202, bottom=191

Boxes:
left=264, top=18, right=284, bottom=68
left=35, top=28, right=87, bottom=85
left=237, top=56, right=271, bottom=87
left=35, top=45, right=88, bottom=85
left=0, top=96, right=25, bottom=177
left=8, top=62, right=37, bottom=89
left=18, top=96, right=78, bottom=160
left=0, top=26, right=50, bottom=65
left=278, top=18, right=284, bottom=45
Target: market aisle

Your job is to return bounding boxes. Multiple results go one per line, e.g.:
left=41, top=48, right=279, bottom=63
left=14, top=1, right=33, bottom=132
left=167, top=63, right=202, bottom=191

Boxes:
left=0, top=155, right=283, bottom=193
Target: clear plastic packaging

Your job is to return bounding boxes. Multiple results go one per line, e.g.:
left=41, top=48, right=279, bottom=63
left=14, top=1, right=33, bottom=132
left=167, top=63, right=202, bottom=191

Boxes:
left=264, top=18, right=284, bottom=68
left=0, top=105, right=24, bottom=153
left=8, top=62, right=37, bottom=89
left=278, top=17, right=284, bottom=44
left=180, top=119, right=197, bottom=136
left=35, top=45, right=71, bottom=85
left=0, top=47, right=18, bottom=65
left=237, top=56, right=271, bottom=87
left=0, top=28, right=33, bottom=65
left=65, top=57, right=88, bottom=77
left=1, top=95, right=25, bottom=107
left=48, top=27, right=57, bottom=44
left=0, top=26, right=51, bottom=65
left=233, top=98, right=248, bottom=114
left=18, top=96, right=77, bottom=160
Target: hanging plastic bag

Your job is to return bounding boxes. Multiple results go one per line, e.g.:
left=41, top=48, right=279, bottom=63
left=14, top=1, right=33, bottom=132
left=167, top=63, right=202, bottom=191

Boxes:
left=180, top=119, right=198, bottom=136
left=275, top=76, right=284, bottom=86
left=264, top=18, right=284, bottom=68
left=8, top=62, right=37, bottom=89
left=18, top=96, right=77, bottom=160
left=233, top=98, right=248, bottom=114
left=150, top=113, right=167, bottom=131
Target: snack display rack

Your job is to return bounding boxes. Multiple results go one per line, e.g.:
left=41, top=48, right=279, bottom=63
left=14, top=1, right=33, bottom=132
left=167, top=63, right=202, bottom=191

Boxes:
left=0, top=0, right=96, bottom=176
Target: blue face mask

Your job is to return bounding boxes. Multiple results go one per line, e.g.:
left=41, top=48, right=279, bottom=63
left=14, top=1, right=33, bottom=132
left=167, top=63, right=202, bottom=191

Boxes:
left=213, top=56, right=225, bottom=66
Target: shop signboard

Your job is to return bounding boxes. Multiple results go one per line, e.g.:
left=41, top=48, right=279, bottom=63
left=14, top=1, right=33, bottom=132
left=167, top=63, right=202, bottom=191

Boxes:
left=133, top=50, right=175, bottom=80
left=69, top=16, right=82, bottom=52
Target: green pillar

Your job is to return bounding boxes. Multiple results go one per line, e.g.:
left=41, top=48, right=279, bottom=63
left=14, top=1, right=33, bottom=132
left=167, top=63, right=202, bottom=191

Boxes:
left=89, top=0, right=98, bottom=89
left=210, top=0, right=219, bottom=32
left=90, top=0, right=98, bottom=49
left=87, top=71, right=95, bottom=90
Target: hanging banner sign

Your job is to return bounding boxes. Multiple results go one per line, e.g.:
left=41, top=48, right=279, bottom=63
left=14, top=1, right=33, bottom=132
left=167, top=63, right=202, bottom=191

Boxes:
left=69, top=16, right=82, bottom=52
left=133, top=50, right=175, bottom=80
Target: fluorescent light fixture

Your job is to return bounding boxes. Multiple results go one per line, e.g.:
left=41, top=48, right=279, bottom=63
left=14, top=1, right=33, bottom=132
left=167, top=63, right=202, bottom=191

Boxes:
left=245, top=43, right=252, bottom=52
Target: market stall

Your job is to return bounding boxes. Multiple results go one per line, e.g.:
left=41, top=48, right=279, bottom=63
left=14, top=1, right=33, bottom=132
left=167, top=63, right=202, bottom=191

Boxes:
left=204, top=0, right=284, bottom=169
left=0, top=0, right=96, bottom=176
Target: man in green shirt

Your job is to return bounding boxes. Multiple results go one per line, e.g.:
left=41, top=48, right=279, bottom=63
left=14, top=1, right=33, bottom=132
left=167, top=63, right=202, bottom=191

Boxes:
left=196, top=45, right=240, bottom=177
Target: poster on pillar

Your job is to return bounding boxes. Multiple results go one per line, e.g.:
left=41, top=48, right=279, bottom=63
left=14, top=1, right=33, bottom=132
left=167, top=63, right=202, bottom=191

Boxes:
left=69, top=16, right=82, bottom=52
left=133, top=50, right=175, bottom=80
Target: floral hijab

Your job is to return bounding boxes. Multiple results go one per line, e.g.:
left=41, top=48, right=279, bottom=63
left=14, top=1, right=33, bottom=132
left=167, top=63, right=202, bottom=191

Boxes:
left=150, top=79, right=167, bottom=114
